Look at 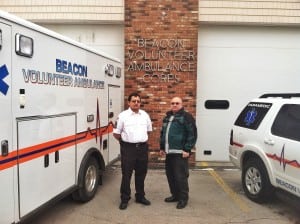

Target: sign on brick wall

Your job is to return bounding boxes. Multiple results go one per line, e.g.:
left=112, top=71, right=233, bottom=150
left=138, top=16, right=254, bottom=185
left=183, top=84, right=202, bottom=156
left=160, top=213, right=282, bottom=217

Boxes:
left=125, top=0, right=198, bottom=153
left=127, top=38, right=196, bottom=83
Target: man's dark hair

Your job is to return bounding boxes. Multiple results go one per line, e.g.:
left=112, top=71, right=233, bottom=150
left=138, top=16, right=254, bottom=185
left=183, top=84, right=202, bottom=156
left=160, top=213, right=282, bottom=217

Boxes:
left=128, top=92, right=141, bottom=102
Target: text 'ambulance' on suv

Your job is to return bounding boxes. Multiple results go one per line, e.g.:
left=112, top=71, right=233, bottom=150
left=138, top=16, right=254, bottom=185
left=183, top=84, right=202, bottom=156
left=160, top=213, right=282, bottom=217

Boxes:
left=229, top=93, right=300, bottom=203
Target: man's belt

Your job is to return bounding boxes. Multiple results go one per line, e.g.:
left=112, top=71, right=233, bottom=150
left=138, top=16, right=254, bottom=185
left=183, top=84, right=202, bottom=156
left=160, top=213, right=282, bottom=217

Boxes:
left=121, top=141, right=147, bottom=148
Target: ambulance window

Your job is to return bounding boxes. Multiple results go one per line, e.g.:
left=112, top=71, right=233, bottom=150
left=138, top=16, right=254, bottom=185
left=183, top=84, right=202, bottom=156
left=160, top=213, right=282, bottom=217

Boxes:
left=205, top=100, right=229, bottom=109
left=15, top=34, right=33, bottom=57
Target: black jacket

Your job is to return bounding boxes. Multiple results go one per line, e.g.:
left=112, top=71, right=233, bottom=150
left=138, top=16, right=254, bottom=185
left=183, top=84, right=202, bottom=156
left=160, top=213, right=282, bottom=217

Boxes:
left=160, top=108, right=197, bottom=153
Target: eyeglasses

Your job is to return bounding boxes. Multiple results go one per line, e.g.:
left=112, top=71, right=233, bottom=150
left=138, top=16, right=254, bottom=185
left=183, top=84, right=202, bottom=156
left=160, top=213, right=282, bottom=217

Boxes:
left=171, top=102, right=180, bottom=105
left=131, top=100, right=141, bottom=103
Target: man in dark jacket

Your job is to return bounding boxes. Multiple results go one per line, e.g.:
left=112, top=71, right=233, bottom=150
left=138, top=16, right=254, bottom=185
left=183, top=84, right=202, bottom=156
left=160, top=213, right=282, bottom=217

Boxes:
left=160, top=97, right=197, bottom=209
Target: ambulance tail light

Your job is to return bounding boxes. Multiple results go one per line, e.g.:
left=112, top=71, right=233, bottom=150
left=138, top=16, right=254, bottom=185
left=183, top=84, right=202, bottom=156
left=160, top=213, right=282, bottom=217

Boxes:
left=230, top=129, right=233, bottom=145
left=16, top=34, right=33, bottom=57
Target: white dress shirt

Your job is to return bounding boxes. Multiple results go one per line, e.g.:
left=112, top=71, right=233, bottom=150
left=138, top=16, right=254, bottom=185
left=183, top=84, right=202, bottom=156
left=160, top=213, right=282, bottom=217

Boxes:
left=113, top=108, right=152, bottom=143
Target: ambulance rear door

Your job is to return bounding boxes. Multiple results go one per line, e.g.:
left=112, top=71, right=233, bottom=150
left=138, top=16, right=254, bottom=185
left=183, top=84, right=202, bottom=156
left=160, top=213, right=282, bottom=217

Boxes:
left=108, top=84, right=122, bottom=163
left=0, top=22, right=15, bottom=223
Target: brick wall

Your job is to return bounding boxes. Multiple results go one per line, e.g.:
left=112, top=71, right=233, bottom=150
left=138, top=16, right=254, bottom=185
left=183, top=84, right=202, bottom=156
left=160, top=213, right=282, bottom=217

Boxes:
left=125, top=0, right=198, bottom=159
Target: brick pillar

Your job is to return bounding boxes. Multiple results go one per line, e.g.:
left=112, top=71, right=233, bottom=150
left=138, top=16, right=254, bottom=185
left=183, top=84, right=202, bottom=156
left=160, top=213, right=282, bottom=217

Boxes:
left=125, top=0, right=198, bottom=163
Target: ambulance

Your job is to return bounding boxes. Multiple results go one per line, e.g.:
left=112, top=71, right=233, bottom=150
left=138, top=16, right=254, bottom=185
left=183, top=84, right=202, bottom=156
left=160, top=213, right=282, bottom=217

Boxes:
left=0, top=10, right=123, bottom=223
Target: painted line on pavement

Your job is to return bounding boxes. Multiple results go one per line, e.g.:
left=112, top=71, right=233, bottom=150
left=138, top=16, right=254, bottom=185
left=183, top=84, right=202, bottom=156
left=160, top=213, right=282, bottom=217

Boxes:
left=200, top=162, right=250, bottom=213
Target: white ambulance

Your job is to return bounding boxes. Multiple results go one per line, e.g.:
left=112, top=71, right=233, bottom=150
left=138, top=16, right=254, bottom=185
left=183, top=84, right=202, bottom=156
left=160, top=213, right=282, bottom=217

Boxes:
left=0, top=10, right=123, bottom=223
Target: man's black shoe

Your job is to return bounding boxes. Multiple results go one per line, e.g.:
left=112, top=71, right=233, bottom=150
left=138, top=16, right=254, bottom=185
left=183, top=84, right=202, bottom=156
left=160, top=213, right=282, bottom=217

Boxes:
left=164, top=196, right=178, bottom=203
left=119, top=202, right=128, bottom=210
left=176, top=200, right=187, bottom=209
left=135, top=197, right=151, bottom=205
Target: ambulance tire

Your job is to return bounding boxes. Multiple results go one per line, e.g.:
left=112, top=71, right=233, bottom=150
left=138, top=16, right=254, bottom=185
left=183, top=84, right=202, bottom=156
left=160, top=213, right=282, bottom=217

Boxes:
left=72, top=157, right=100, bottom=202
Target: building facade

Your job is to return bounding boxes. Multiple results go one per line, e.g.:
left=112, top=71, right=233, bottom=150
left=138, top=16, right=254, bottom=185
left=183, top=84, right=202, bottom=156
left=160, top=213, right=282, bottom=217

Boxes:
left=2, top=0, right=300, bottom=162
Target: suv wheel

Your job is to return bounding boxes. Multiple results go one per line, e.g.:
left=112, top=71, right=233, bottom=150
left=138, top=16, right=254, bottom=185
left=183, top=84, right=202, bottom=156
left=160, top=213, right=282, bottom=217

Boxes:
left=242, top=157, right=274, bottom=203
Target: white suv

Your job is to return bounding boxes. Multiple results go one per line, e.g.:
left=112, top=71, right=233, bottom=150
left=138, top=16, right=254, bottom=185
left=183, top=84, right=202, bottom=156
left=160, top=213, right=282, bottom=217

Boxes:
left=229, top=94, right=300, bottom=203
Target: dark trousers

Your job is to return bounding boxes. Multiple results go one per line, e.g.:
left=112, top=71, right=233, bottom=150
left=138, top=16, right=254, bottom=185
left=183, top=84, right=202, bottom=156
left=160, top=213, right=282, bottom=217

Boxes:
left=120, top=142, right=148, bottom=202
left=165, top=154, right=189, bottom=202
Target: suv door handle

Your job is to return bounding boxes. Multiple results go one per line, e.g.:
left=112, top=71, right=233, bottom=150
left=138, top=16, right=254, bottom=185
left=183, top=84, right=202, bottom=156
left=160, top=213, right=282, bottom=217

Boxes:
left=264, top=138, right=275, bottom=145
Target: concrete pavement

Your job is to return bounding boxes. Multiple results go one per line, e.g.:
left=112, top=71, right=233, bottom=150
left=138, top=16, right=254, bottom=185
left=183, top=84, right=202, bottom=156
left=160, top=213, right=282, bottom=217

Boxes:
left=27, top=163, right=300, bottom=224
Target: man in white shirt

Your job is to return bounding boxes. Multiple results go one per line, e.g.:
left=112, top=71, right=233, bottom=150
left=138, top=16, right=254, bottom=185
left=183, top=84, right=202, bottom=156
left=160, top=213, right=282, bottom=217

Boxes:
left=113, top=92, right=152, bottom=210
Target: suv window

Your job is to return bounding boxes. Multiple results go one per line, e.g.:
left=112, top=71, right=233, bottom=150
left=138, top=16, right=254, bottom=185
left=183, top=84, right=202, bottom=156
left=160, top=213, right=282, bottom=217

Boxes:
left=234, top=102, right=272, bottom=130
left=271, top=104, right=300, bottom=141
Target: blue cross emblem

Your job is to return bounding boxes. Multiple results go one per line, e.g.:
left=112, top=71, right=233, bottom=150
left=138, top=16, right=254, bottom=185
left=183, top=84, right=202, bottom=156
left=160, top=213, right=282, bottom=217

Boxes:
left=244, top=108, right=257, bottom=126
left=0, top=65, right=9, bottom=95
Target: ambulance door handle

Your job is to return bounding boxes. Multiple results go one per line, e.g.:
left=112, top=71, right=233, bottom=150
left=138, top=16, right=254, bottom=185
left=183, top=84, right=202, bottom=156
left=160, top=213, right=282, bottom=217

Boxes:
left=1, top=140, right=8, bottom=157
left=44, top=154, right=49, bottom=167
left=55, top=151, right=59, bottom=163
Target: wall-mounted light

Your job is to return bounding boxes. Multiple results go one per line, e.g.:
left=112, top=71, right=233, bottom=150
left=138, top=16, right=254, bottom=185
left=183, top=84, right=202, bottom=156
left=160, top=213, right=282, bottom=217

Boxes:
left=15, top=33, right=33, bottom=57
left=116, top=67, right=121, bottom=78
left=87, top=114, right=94, bottom=122
left=105, top=64, right=114, bottom=76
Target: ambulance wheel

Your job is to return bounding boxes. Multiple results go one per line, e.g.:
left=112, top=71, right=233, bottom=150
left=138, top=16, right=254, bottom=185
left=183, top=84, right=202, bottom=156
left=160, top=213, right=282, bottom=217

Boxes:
left=72, top=157, right=100, bottom=202
left=242, top=157, right=274, bottom=203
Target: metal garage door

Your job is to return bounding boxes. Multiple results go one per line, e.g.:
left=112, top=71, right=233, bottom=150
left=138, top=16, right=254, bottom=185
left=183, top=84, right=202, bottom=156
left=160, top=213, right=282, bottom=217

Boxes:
left=196, top=25, right=300, bottom=161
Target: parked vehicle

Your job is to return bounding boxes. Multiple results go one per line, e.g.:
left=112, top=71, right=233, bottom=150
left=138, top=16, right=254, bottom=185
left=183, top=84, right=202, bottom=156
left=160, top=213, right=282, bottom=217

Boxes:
left=229, top=93, right=300, bottom=203
left=0, top=10, right=123, bottom=223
